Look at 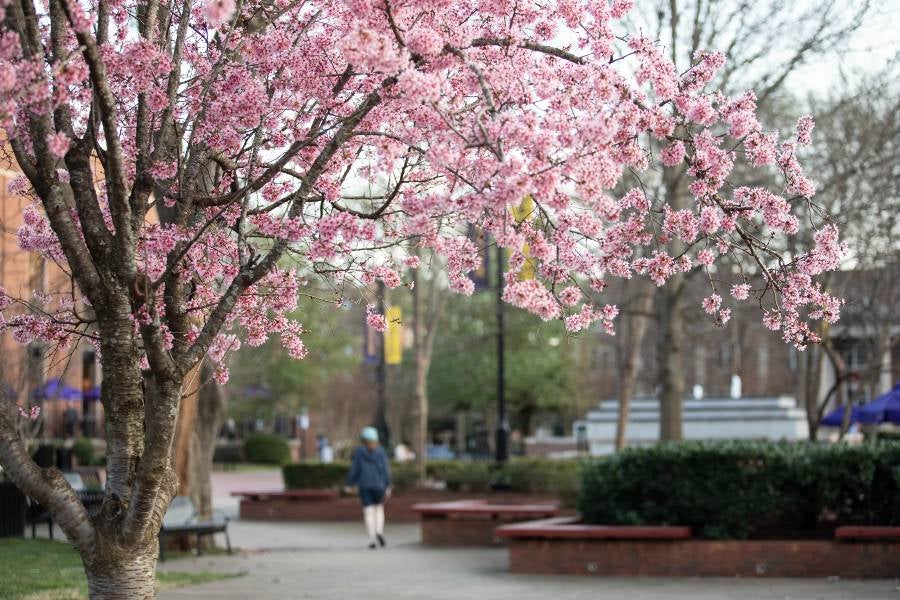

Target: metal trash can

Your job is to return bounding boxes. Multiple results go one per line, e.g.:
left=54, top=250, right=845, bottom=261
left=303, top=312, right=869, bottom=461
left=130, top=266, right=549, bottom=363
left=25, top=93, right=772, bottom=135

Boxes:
left=33, top=445, right=56, bottom=468
left=0, top=480, right=26, bottom=537
left=56, top=447, right=73, bottom=471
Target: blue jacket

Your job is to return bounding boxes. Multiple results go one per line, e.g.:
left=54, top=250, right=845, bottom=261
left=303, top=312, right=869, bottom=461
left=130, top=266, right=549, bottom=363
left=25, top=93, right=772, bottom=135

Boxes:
left=347, top=445, right=391, bottom=490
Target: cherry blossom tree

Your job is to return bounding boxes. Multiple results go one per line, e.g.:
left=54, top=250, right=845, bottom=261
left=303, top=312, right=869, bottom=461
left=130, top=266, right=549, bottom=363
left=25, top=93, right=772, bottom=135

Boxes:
left=0, top=0, right=844, bottom=596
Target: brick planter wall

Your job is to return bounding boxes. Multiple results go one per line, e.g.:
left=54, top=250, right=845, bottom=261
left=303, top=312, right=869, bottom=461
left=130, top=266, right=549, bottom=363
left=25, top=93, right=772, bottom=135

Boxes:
left=236, top=490, right=561, bottom=522
left=497, top=518, right=900, bottom=578
left=415, top=501, right=560, bottom=546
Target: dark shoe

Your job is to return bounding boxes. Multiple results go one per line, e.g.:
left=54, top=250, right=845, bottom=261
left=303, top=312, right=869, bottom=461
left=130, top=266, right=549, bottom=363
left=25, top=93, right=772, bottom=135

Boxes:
left=376, top=534, right=386, bottom=547
left=369, top=542, right=377, bottom=549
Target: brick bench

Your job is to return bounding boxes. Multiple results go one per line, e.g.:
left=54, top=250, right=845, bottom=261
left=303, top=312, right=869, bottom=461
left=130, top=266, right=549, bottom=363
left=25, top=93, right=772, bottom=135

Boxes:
left=413, top=500, right=560, bottom=546
left=835, top=526, right=900, bottom=541
left=233, top=489, right=563, bottom=522
left=496, top=517, right=900, bottom=577
left=232, top=489, right=340, bottom=520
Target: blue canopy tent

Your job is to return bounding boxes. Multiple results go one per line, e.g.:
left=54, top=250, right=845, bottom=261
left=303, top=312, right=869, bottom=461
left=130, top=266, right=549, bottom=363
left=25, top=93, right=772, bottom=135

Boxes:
left=821, top=382, right=900, bottom=427
left=31, top=378, right=83, bottom=401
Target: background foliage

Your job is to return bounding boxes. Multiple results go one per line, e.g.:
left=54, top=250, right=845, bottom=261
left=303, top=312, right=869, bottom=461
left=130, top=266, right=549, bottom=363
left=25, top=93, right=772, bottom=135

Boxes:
left=579, top=441, right=900, bottom=539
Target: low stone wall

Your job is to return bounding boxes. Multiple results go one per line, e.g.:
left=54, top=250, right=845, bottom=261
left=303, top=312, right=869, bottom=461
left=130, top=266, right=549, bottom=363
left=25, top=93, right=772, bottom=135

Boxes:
left=235, top=489, right=560, bottom=522
left=415, top=500, right=560, bottom=546
left=497, top=518, right=900, bottom=578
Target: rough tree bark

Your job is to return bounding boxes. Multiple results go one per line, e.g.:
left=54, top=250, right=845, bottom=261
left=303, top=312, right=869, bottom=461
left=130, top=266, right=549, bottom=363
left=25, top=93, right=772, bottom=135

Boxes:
left=411, top=253, right=446, bottom=482
left=800, top=344, right=824, bottom=441
left=188, top=362, right=226, bottom=521
left=657, top=279, right=686, bottom=441
left=172, top=363, right=201, bottom=495
left=615, top=280, right=654, bottom=451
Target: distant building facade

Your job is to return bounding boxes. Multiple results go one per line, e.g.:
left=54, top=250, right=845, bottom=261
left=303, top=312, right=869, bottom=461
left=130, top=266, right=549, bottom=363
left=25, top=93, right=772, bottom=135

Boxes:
left=0, top=164, right=103, bottom=439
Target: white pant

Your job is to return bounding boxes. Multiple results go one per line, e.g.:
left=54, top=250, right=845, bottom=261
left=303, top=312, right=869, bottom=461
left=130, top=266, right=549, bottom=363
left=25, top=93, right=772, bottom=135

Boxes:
left=363, top=504, right=385, bottom=541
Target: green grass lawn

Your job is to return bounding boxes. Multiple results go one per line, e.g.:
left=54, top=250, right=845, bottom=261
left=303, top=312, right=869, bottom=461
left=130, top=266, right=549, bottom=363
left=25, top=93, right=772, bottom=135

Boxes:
left=0, top=538, right=239, bottom=600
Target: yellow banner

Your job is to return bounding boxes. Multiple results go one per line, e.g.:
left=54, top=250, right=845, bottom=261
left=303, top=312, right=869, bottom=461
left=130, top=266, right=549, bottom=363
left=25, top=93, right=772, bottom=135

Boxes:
left=511, top=195, right=533, bottom=224
left=519, top=243, right=535, bottom=281
left=512, top=196, right=536, bottom=281
left=385, top=306, right=403, bottom=365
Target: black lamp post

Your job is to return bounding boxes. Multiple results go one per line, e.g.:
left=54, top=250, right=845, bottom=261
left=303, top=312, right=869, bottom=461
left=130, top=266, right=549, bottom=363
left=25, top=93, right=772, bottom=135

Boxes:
left=495, top=242, right=509, bottom=463
left=375, top=280, right=391, bottom=448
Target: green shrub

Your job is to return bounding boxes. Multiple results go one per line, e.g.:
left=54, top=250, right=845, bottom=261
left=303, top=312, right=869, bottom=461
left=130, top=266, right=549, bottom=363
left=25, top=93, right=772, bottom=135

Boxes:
left=244, top=434, right=290, bottom=465
left=389, top=462, right=421, bottom=492
left=426, top=460, right=493, bottom=491
left=501, top=458, right=582, bottom=504
left=579, top=441, right=900, bottom=539
left=72, top=438, right=95, bottom=467
left=283, top=463, right=349, bottom=489
left=424, top=458, right=582, bottom=497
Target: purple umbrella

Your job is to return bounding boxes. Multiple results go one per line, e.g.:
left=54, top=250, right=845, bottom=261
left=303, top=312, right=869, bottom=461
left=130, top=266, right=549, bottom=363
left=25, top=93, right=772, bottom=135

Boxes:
left=32, top=378, right=83, bottom=401
left=821, top=382, right=900, bottom=427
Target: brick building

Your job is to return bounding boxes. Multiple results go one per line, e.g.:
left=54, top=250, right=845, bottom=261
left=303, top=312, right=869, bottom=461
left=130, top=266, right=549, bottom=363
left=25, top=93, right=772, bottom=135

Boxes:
left=0, top=163, right=103, bottom=439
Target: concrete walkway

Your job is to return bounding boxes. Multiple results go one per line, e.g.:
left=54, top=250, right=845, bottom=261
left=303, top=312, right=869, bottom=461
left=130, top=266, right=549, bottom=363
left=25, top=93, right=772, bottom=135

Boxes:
left=158, top=520, right=900, bottom=600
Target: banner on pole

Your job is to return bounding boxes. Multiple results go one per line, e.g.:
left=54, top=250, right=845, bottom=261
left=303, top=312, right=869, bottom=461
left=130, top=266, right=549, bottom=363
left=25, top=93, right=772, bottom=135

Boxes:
left=385, top=306, right=403, bottom=365
left=512, top=196, right=536, bottom=281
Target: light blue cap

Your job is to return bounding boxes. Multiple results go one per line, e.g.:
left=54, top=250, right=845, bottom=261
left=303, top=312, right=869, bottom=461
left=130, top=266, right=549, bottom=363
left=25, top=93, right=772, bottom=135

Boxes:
left=360, top=426, right=379, bottom=441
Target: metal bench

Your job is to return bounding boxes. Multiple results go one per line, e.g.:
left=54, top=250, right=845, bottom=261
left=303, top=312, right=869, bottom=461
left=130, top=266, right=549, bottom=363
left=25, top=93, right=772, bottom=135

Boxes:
left=158, top=496, right=231, bottom=561
left=27, top=472, right=103, bottom=539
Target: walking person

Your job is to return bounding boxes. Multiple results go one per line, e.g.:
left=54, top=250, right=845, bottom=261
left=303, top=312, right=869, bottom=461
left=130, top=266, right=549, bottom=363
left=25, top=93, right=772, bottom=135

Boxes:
left=346, top=426, right=392, bottom=549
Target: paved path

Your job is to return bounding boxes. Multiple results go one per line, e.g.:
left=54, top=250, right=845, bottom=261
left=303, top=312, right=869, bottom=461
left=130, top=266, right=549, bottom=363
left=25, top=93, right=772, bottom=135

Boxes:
left=158, top=520, right=900, bottom=600
left=209, top=468, right=282, bottom=518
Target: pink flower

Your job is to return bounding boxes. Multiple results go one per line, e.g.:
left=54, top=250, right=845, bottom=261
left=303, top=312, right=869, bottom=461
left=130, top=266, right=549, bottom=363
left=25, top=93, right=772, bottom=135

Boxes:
left=660, top=141, right=685, bottom=167
left=203, top=0, right=235, bottom=26
left=366, top=304, right=387, bottom=332
left=405, top=28, right=444, bottom=57
left=47, top=133, right=70, bottom=159
left=559, top=286, right=581, bottom=306
left=396, top=68, right=442, bottom=105
left=730, top=283, right=751, bottom=300
left=18, top=405, right=41, bottom=420
left=795, top=115, right=815, bottom=146
left=702, top=293, right=722, bottom=315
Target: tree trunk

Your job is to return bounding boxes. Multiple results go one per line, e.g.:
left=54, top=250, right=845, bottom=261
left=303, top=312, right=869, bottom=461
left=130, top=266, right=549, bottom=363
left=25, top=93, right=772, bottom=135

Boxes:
left=615, top=282, right=653, bottom=451
left=801, top=345, right=823, bottom=441
left=658, top=281, right=685, bottom=441
left=189, top=363, right=226, bottom=521
left=172, top=362, right=201, bottom=494
left=411, top=254, right=446, bottom=482
left=413, top=352, right=429, bottom=481
left=518, top=403, right=535, bottom=437
left=412, top=265, right=427, bottom=481
left=83, top=538, right=159, bottom=600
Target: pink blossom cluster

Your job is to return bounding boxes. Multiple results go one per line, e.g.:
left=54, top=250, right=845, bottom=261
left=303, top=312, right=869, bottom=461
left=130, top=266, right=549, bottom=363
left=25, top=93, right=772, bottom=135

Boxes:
left=502, top=280, right=561, bottom=321
left=366, top=304, right=387, bottom=332
left=0, top=0, right=848, bottom=386
left=18, top=405, right=41, bottom=420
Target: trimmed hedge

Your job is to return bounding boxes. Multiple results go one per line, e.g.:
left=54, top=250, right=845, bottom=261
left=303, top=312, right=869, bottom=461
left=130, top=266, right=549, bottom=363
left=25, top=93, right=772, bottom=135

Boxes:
left=282, top=458, right=582, bottom=498
left=72, top=438, right=96, bottom=467
left=427, top=458, right=582, bottom=499
left=244, top=434, right=291, bottom=465
left=579, top=441, right=900, bottom=539
left=283, top=462, right=349, bottom=489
